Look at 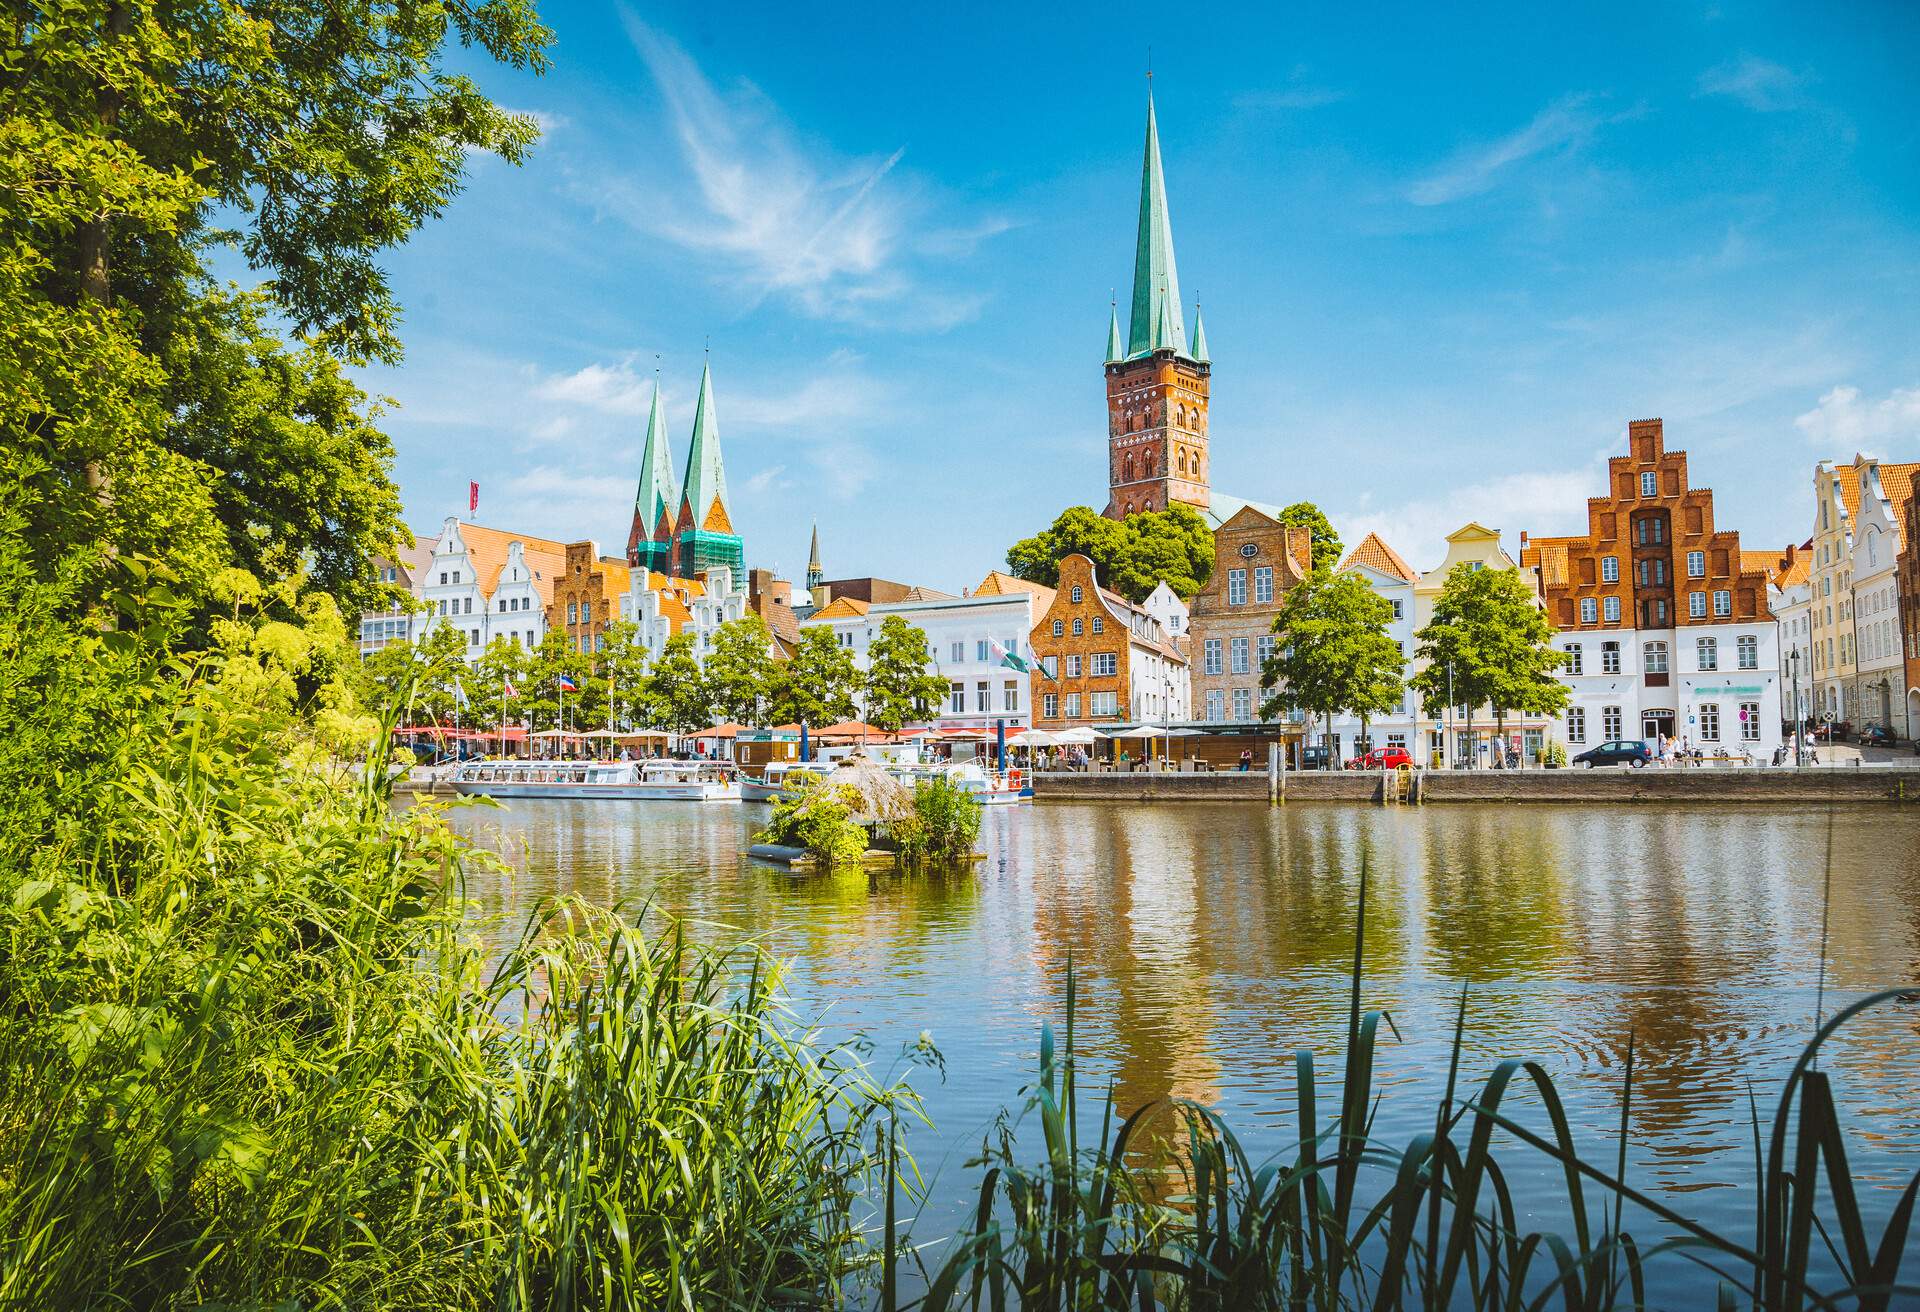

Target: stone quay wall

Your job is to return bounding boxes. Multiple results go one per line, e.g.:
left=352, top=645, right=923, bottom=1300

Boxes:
left=1029, top=768, right=1920, bottom=805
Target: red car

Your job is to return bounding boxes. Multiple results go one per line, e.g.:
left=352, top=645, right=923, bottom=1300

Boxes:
left=1346, top=746, right=1413, bottom=770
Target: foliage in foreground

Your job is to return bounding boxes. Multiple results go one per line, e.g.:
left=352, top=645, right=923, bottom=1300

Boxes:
left=888, top=775, right=984, bottom=867
left=0, top=558, right=914, bottom=1311
left=898, top=867, right=1920, bottom=1312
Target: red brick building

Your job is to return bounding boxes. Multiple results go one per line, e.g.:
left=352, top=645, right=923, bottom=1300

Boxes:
left=1027, top=554, right=1188, bottom=728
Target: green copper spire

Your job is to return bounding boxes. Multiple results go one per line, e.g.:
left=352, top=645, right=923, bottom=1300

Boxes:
left=1105, top=299, right=1123, bottom=363
left=1191, top=301, right=1209, bottom=363
left=627, top=379, right=678, bottom=571
left=672, top=358, right=744, bottom=580
left=1127, top=92, right=1188, bottom=359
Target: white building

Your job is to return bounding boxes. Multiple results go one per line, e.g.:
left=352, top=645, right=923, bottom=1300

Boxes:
left=358, top=517, right=566, bottom=663
left=797, top=571, right=1056, bottom=729
left=1322, top=533, right=1422, bottom=759
left=1850, top=473, right=1909, bottom=733
left=1769, top=545, right=1814, bottom=738
left=1141, top=581, right=1191, bottom=645
left=617, top=566, right=749, bottom=665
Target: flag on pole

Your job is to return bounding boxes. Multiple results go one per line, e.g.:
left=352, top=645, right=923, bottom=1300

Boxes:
left=452, top=678, right=470, bottom=708
left=989, top=638, right=1031, bottom=674
left=469, top=481, right=479, bottom=516
left=503, top=678, right=518, bottom=698
left=556, top=673, right=579, bottom=693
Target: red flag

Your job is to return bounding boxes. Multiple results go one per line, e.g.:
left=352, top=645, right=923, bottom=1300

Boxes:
left=469, top=481, right=479, bottom=515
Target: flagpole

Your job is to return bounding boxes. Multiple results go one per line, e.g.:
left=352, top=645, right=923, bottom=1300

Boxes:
left=501, top=671, right=508, bottom=759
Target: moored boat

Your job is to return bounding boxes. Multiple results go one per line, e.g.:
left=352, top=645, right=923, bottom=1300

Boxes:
left=891, top=760, right=1027, bottom=805
left=450, top=758, right=742, bottom=802
left=740, top=759, right=829, bottom=803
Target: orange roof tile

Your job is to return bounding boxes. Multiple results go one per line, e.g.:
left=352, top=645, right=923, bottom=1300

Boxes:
left=1338, top=531, right=1419, bottom=583
left=419, top=521, right=570, bottom=607
left=1833, top=464, right=1861, bottom=522
left=812, top=597, right=871, bottom=620
left=974, top=570, right=1059, bottom=614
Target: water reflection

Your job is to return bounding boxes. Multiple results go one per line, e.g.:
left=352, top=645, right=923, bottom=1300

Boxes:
left=447, top=798, right=1920, bottom=1237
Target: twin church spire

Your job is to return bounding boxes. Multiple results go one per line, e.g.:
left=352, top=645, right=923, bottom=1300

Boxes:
left=627, top=359, right=743, bottom=581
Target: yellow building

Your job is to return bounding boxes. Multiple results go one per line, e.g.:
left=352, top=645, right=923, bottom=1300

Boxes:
left=1412, top=523, right=1555, bottom=766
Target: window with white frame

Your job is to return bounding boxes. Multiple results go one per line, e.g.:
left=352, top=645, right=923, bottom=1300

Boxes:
left=976, top=681, right=990, bottom=713
left=1737, top=634, right=1757, bottom=669
left=1203, top=639, right=1222, bottom=675
left=1205, top=690, right=1224, bottom=722
left=1254, top=567, right=1273, bottom=603
left=1227, top=569, right=1247, bottom=605
left=1602, top=705, right=1622, bottom=739
left=1391, top=599, right=1405, bottom=620
left=1065, top=655, right=1082, bottom=679
left=1699, top=702, right=1720, bottom=742
left=1567, top=707, right=1586, bottom=743
left=1644, top=641, right=1668, bottom=674
left=567, top=602, right=577, bottom=624
left=1064, top=693, right=1081, bottom=717
left=1091, top=652, right=1117, bottom=677
left=1089, top=691, right=1117, bottom=717
left=1230, top=637, right=1250, bottom=674
left=977, top=640, right=990, bottom=661
left=1231, top=688, right=1253, bottom=720
left=1562, top=644, right=1583, bottom=675
left=1601, top=641, right=1621, bottom=674
left=1601, top=556, right=1619, bottom=582
left=1257, top=634, right=1276, bottom=671
left=1091, top=616, right=1104, bottom=634
left=1004, top=681, right=1019, bottom=713
left=1581, top=597, right=1598, bottom=623
left=1070, top=586, right=1083, bottom=603
left=1740, top=701, right=1760, bottom=741
left=1687, top=550, right=1705, bottom=578
left=1604, top=597, right=1621, bottom=623
left=949, top=682, right=965, bottom=714
left=580, top=601, right=590, bottom=623
left=1043, top=693, right=1058, bottom=719
left=1697, top=636, right=1717, bottom=670
left=1051, top=620, right=1063, bottom=637
left=1640, top=471, right=1658, bottom=497
left=1042, top=656, right=1058, bottom=679
left=1072, top=618, right=1084, bottom=636
left=1690, top=591, right=1707, bottom=618
left=951, top=641, right=965, bottom=662
left=1713, top=590, right=1731, bottom=617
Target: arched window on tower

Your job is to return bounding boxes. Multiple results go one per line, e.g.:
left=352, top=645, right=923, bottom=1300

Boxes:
left=1124, top=454, right=1135, bottom=483
left=1177, top=448, right=1187, bottom=474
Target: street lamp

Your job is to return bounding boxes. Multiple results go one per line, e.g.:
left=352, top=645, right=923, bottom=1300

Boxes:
left=1789, top=647, right=1804, bottom=767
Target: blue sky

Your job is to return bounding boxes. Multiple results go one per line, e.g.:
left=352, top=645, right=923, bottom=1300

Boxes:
left=366, top=1, right=1920, bottom=589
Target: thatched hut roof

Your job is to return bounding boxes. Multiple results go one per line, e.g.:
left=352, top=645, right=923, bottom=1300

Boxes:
left=825, top=752, right=914, bottom=827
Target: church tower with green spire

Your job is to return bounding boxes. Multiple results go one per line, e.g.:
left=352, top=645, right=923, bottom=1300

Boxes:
left=626, top=377, right=680, bottom=574
left=1104, top=88, right=1211, bottom=521
left=669, top=359, right=745, bottom=581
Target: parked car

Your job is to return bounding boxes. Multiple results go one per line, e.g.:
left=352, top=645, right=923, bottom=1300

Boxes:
left=1346, top=746, right=1414, bottom=770
left=1814, top=720, right=1850, bottom=742
left=1858, top=722, right=1897, bottom=748
left=1298, top=745, right=1333, bottom=771
left=1570, top=739, right=1653, bottom=769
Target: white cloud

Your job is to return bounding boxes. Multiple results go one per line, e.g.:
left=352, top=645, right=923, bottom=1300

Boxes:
left=1335, top=463, right=1606, bottom=570
left=1794, top=384, right=1920, bottom=452
left=1697, top=56, right=1806, bottom=112
left=535, top=361, right=653, bottom=416
left=604, top=17, right=998, bottom=328
left=498, top=466, right=633, bottom=542
left=1408, top=94, right=1617, bottom=206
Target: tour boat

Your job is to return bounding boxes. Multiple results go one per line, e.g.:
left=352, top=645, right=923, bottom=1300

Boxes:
left=740, top=759, right=829, bottom=803
left=450, top=758, right=742, bottom=802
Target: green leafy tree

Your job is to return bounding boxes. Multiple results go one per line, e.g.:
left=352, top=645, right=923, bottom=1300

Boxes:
left=1409, top=564, right=1568, bottom=762
left=864, top=616, right=947, bottom=732
left=5, top=0, right=551, bottom=619
left=641, top=633, right=711, bottom=734
left=411, top=623, right=471, bottom=727
left=1259, top=570, right=1404, bottom=753
left=1006, top=504, right=1214, bottom=601
left=598, top=621, right=653, bottom=731
left=704, top=616, right=779, bottom=726
left=472, top=637, right=532, bottom=734
left=524, top=629, right=592, bottom=733
left=771, top=627, right=861, bottom=727
left=1276, top=502, right=1343, bottom=575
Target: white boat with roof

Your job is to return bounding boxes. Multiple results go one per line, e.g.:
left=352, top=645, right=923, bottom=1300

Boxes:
left=891, top=759, right=1026, bottom=805
left=450, top=758, right=742, bottom=801
left=740, top=758, right=830, bottom=803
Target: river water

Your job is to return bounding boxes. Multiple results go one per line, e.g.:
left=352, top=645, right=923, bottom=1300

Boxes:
left=448, top=798, right=1920, bottom=1293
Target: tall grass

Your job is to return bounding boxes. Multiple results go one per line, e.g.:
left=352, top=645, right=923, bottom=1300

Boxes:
left=897, top=861, right=1920, bottom=1311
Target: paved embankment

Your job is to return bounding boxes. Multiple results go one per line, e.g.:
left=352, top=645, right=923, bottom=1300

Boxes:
left=1030, top=768, right=1920, bottom=805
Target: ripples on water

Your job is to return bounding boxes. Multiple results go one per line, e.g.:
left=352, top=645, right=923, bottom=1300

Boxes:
left=448, top=798, right=1920, bottom=1261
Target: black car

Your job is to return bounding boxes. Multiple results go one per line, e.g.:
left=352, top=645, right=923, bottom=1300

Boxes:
left=1298, top=745, right=1332, bottom=771
left=1858, top=723, right=1898, bottom=748
left=1571, top=739, right=1653, bottom=769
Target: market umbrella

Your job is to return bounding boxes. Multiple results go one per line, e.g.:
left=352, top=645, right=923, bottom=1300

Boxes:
left=824, top=753, right=914, bottom=828
left=1053, top=726, right=1102, bottom=745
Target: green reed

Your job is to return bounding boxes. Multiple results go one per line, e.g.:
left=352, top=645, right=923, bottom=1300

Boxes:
left=894, top=860, right=1920, bottom=1311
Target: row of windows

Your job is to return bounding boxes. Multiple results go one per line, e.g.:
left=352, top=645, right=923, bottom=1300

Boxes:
left=1201, top=635, right=1278, bottom=676
left=1564, top=702, right=1761, bottom=744
left=952, top=680, right=1021, bottom=715
left=497, top=594, right=533, bottom=613
left=566, top=601, right=594, bottom=624
left=1576, top=589, right=1732, bottom=624
left=1562, top=635, right=1757, bottom=675
left=1041, top=690, right=1119, bottom=719
left=1051, top=616, right=1104, bottom=637
left=1202, top=689, right=1258, bottom=722
left=1224, top=567, right=1275, bottom=605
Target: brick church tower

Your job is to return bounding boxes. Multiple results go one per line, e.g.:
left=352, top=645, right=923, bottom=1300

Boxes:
left=1104, top=90, right=1211, bottom=520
